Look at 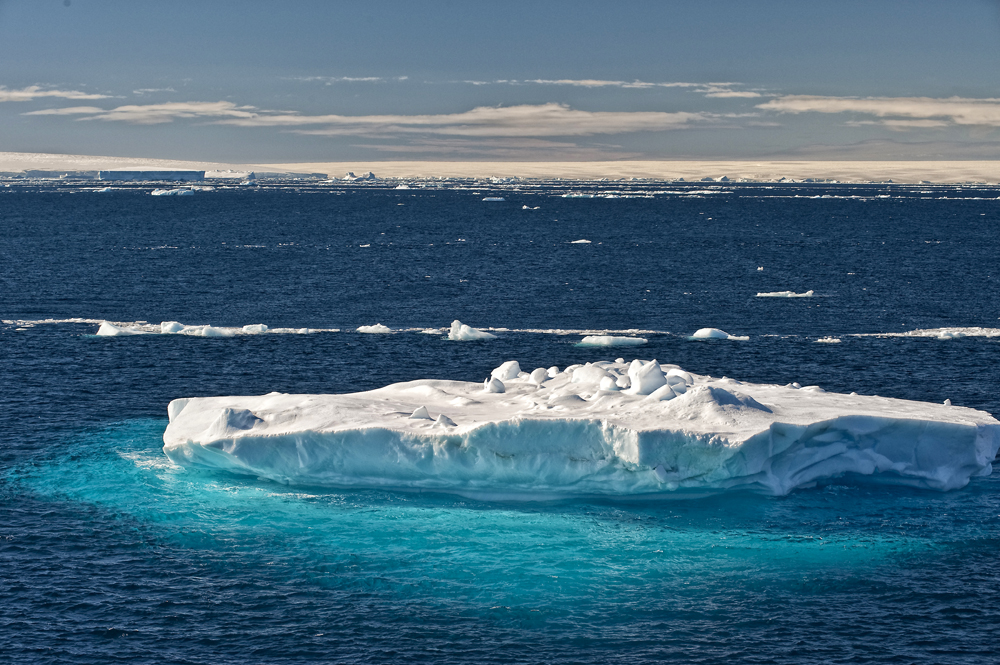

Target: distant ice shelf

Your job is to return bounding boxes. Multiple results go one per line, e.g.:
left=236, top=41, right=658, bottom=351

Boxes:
left=163, top=358, right=1000, bottom=498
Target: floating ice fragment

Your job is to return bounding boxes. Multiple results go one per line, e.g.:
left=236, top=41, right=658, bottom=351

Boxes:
left=96, top=321, right=147, bottom=336
left=569, top=239, right=592, bottom=244
left=357, top=323, right=392, bottom=333
left=242, top=324, right=268, bottom=334
left=757, top=290, right=814, bottom=298
left=482, top=197, right=505, bottom=202
left=816, top=337, right=842, bottom=344
left=690, top=328, right=747, bottom=340
left=576, top=335, right=647, bottom=348
left=448, top=320, right=497, bottom=341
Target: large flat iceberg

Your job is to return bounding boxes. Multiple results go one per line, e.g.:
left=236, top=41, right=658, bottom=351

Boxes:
left=163, top=359, right=1000, bottom=498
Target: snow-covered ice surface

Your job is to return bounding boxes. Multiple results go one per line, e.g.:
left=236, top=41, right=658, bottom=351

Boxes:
left=757, top=290, right=814, bottom=298
left=163, top=358, right=1000, bottom=498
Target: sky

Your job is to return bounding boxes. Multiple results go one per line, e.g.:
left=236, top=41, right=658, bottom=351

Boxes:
left=2, top=0, right=1000, bottom=163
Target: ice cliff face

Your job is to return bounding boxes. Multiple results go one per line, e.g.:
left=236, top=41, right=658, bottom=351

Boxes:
left=162, top=359, right=1000, bottom=498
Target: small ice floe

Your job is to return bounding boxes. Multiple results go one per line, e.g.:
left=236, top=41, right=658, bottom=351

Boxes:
left=576, top=335, right=648, bottom=348
left=151, top=188, right=195, bottom=196
left=357, top=323, right=392, bottom=333
left=756, top=290, right=814, bottom=298
left=815, top=337, right=842, bottom=344
left=689, top=328, right=749, bottom=341
left=562, top=193, right=595, bottom=198
left=569, top=239, right=592, bottom=244
left=522, top=205, right=540, bottom=210
left=447, top=320, right=497, bottom=341
left=482, top=197, right=505, bottom=202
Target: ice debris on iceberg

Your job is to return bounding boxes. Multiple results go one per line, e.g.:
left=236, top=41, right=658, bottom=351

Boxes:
left=448, top=320, right=497, bottom=341
left=163, top=357, right=1000, bottom=498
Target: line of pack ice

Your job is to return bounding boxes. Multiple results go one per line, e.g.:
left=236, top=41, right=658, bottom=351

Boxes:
left=162, top=357, right=1000, bottom=498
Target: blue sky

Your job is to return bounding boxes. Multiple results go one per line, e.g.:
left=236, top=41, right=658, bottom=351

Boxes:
left=2, top=0, right=999, bottom=162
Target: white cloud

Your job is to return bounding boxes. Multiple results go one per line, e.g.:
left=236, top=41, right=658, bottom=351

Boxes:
left=758, top=95, right=1000, bottom=128
left=133, top=88, right=177, bottom=95
left=26, top=101, right=258, bottom=124
left=295, top=76, right=409, bottom=84
left=0, top=85, right=110, bottom=102
left=220, top=103, right=711, bottom=137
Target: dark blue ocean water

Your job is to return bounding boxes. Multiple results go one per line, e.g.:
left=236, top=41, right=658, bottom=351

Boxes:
left=2, top=181, right=1000, bottom=663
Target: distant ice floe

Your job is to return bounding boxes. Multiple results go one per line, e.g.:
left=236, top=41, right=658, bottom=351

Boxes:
left=576, top=335, right=648, bottom=348
left=151, top=188, right=195, bottom=196
left=689, top=328, right=749, bottom=341
left=569, top=239, right=592, bottom=244
left=815, top=337, right=842, bottom=344
left=522, top=205, right=540, bottom=210
left=856, top=327, right=1000, bottom=340
left=448, top=320, right=497, bottom=341
left=482, top=197, right=505, bottom=202
left=756, top=290, right=814, bottom=298
left=357, top=323, right=392, bottom=334
left=94, top=320, right=331, bottom=337
left=164, top=357, right=1000, bottom=498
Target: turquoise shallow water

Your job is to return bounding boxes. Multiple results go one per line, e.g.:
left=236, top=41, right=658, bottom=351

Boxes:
left=3, top=182, right=1000, bottom=662
left=6, top=418, right=1000, bottom=663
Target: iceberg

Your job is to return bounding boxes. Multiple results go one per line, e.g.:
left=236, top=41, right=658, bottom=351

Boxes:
left=447, top=320, right=497, bottom=341
left=162, top=358, right=1000, bottom=498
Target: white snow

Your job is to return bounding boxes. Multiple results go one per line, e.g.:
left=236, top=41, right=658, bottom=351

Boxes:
left=757, top=290, right=814, bottom=298
left=576, top=335, right=648, bottom=348
left=357, top=324, right=392, bottom=333
left=690, top=328, right=749, bottom=341
left=163, top=357, right=1000, bottom=498
left=448, top=320, right=497, bottom=341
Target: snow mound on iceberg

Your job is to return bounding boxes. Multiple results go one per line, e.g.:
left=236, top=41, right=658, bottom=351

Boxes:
left=163, top=358, right=1000, bottom=498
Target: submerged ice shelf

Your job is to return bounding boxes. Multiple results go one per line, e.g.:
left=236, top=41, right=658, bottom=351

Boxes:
left=163, top=358, right=1000, bottom=498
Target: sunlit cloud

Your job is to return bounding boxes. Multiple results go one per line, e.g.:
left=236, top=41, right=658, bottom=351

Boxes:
left=222, top=103, right=713, bottom=137
left=0, top=85, right=110, bottom=102
left=294, top=76, right=409, bottom=84
left=26, top=101, right=257, bottom=124
left=759, top=95, right=1000, bottom=128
